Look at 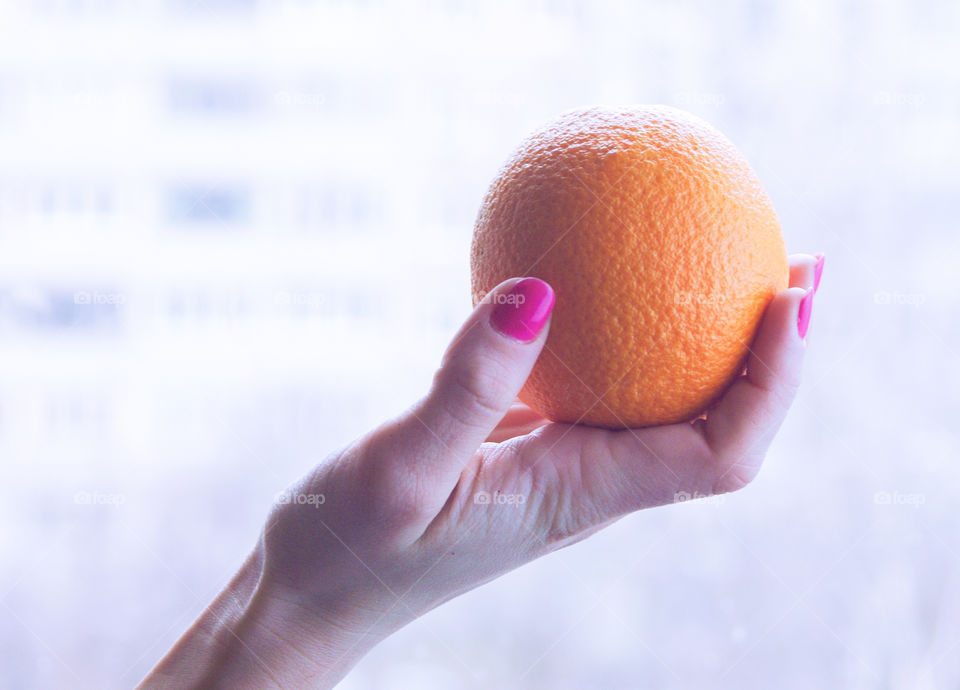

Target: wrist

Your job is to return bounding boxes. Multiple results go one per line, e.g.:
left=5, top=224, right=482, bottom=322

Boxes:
left=141, top=542, right=391, bottom=690
left=205, top=582, right=385, bottom=689
left=198, top=542, right=417, bottom=690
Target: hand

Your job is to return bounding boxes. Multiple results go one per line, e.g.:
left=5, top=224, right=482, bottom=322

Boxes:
left=140, top=253, right=822, bottom=689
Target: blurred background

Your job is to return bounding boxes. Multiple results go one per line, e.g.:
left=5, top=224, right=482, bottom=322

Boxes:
left=0, top=0, right=958, bottom=687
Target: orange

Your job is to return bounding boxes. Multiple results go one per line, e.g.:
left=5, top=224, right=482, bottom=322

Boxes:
left=470, top=105, right=788, bottom=428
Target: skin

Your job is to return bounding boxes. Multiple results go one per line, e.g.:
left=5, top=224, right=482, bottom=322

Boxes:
left=139, top=254, right=820, bottom=689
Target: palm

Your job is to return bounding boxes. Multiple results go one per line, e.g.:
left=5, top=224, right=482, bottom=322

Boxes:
left=478, top=254, right=815, bottom=530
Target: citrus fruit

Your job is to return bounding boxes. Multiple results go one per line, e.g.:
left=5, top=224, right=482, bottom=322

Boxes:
left=470, top=105, right=788, bottom=429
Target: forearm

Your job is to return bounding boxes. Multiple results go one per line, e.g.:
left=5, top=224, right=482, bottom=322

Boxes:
left=137, top=540, right=377, bottom=689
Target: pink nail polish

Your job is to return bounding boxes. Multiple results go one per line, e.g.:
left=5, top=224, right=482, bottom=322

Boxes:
left=797, top=288, right=814, bottom=339
left=813, top=253, right=825, bottom=293
left=490, top=278, right=555, bottom=343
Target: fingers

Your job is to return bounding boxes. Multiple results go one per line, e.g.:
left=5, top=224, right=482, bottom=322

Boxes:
left=697, top=252, right=824, bottom=493
left=701, top=284, right=814, bottom=493
left=514, top=253, right=822, bottom=541
left=789, top=252, right=825, bottom=292
left=396, top=277, right=555, bottom=494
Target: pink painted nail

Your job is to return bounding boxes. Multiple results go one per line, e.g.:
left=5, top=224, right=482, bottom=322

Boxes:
left=813, top=253, right=825, bottom=293
left=490, top=277, right=555, bottom=343
left=797, top=288, right=814, bottom=339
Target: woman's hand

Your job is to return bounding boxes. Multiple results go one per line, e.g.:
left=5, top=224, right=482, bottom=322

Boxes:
left=140, top=253, right=822, bottom=690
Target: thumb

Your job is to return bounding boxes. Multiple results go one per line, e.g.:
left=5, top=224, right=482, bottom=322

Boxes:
left=405, top=277, right=555, bottom=488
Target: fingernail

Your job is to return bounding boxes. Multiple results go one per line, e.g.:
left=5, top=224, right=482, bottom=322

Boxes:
left=490, top=277, right=555, bottom=343
left=797, top=288, right=814, bottom=339
left=813, top=253, right=825, bottom=293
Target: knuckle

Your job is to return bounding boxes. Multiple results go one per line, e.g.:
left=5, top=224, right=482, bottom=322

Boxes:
left=443, top=356, right=513, bottom=422
left=710, top=460, right=761, bottom=495
left=774, top=374, right=802, bottom=408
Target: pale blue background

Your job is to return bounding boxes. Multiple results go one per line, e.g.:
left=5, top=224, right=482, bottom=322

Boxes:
left=0, top=0, right=957, bottom=687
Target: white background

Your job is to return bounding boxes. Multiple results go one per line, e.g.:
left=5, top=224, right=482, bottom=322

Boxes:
left=0, top=0, right=958, bottom=687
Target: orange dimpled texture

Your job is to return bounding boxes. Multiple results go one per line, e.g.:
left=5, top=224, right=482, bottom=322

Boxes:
left=470, top=105, right=788, bottom=429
